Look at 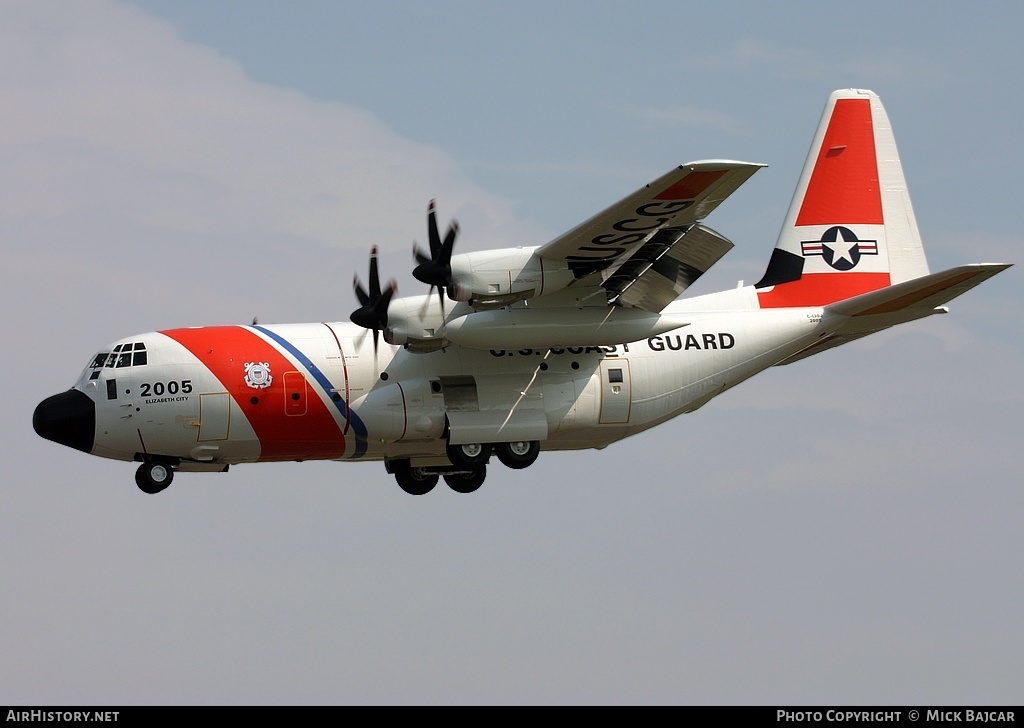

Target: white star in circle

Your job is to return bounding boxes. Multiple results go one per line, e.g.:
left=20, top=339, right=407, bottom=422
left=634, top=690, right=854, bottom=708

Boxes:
left=825, top=229, right=857, bottom=266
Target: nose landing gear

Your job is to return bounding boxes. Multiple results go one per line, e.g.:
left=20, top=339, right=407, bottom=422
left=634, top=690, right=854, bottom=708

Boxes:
left=136, top=460, right=174, bottom=494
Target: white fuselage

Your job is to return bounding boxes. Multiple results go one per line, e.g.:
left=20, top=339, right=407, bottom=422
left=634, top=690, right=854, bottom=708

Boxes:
left=68, top=287, right=825, bottom=468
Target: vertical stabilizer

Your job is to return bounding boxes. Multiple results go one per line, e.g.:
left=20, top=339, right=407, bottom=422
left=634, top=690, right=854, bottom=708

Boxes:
left=756, top=89, right=929, bottom=307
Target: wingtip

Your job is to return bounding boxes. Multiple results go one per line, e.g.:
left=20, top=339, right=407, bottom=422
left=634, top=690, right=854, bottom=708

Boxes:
left=683, top=159, right=768, bottom=170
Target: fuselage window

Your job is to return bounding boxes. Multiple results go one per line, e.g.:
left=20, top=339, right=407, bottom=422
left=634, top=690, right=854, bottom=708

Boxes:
left=608, top=368, right=624, bottom=383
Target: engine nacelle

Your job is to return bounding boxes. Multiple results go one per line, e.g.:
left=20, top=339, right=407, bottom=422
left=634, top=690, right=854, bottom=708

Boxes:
left=447, top=247, right=575, bottom=308
left=382, top=295, right=451, bottom=352
left=442, top=306, right=689, bottom=350
left=349, top=378, right=446, bottom=444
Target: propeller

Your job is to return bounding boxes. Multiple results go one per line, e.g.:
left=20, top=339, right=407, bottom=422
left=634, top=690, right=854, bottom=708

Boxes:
left=350, top=246, right=396, bottom=354
left=412, top=200, right=459, bottom=313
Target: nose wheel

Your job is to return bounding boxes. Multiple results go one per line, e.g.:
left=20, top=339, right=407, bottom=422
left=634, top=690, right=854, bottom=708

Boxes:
left=136, top=460, right=174, bottom=494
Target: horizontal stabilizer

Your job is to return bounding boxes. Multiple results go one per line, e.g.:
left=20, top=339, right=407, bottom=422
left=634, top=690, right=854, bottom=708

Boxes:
left=774, top=263, right=1011, bottom=366
left=825, top=263, right=1010, bottom=318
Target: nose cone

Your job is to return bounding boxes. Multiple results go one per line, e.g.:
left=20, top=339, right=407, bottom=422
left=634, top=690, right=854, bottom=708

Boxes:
left=33, top=389, right=95, bottom=453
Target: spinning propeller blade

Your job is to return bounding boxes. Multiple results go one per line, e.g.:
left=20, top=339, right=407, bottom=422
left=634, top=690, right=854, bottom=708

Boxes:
left=412, top=200, right=458, bottom=314
left=350, top=246, right=396, bottom=354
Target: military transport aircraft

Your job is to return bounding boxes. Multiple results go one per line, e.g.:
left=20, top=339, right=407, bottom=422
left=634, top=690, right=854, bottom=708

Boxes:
left=33, top=89, right=1009, bottom=494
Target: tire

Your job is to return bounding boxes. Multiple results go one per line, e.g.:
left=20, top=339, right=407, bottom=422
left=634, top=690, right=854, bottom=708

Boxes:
left=444, top=466, right=486, bottom=494
left=495, top=440, right=540, bottom=469
left=392, top=460, right=439, bottom=495
left=136, top=460, right=174, bottom=494
left=445, top=441, right=492, bottom=468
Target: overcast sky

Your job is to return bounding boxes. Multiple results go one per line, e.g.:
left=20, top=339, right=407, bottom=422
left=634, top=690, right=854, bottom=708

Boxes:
left=2, top=0, right=1021, bottom=706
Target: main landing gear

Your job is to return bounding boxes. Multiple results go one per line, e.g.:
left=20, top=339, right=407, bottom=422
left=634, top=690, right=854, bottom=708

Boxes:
left=444, top=468, right=486, bottom=494
left=390, top=459, right=486, bottom=495
left=392, top=460, right=440, bottom=495
left=494, top=440, right=540, bottom=469
left=388, top=439, right=541, bottom=495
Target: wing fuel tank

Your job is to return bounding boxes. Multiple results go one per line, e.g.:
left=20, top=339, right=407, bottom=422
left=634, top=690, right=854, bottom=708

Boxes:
left=441, top=307, right=688, bottom=349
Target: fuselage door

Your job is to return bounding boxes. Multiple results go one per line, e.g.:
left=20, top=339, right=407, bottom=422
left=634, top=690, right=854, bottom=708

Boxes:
left=598, top=359, right=631, bottom=424
left=198, top=393, right=230, bottom=441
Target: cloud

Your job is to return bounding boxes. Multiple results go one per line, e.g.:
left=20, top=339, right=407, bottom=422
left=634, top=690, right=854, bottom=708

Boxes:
left=0, top=0, right=562, bottom=338
left=0, top=0, right=545, bottom=267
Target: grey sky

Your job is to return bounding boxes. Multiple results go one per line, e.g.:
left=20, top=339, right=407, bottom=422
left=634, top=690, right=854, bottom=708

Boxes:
left=2, top=0, right=1021, bottom=705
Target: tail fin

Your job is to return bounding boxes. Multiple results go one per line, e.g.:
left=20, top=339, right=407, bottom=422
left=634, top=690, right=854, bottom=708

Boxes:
left=756, top=89, right=929, bottom=308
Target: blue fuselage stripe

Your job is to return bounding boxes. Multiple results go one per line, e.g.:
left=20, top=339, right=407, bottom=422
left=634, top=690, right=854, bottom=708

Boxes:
left=252, top=325, right=369, bottom=458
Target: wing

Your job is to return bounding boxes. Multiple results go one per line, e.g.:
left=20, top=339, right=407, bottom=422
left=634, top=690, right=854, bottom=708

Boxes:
left=600, top=222, right=736, bottom=312
left=537, top=160, right=765, bottom=309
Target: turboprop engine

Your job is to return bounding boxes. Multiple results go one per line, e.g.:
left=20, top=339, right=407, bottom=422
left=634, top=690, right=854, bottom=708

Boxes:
left=445, top=247, right=576, bottom=309
left=353, top=199, right=689, bottom=352
left=410, top=201, right=577, bottom=309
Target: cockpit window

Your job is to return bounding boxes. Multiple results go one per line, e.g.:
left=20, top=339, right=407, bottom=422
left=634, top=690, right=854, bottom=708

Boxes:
left=89, top=353, right=109, bottom=368
left=103, top=342, right=148, bottom=368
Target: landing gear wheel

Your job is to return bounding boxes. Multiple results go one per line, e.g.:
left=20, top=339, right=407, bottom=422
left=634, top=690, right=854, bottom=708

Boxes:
left=445, top=441, right=492, bottom=468
left=392, top=460, right=439, bottom=495
left=136, top=460, right=174, bottom=494
left=444, top=466, right=486, bottom=494
left=495, top=440, right=540, bottom=469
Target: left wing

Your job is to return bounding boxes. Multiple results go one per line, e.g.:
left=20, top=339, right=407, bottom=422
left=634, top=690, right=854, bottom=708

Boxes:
left=601, top=222, right=736, bottom=312
left=537, top=160, right=764, bottom=293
